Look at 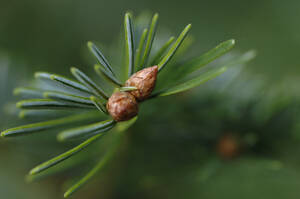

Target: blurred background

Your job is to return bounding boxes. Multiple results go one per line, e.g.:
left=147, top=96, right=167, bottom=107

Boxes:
left=1, top=0, right=300, bottom=198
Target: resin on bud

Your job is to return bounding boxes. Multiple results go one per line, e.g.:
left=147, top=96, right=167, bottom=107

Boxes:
left=106, top=91, right=138, bottom=122
left=125, top=66, right=158, bottom=101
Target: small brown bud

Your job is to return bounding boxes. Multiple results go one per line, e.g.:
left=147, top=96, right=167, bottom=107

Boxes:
left=125, top=66, right=158, bottom=101
left=217, top=134, right=239, bottom=159
left=106, top=91, right=138, bottom=122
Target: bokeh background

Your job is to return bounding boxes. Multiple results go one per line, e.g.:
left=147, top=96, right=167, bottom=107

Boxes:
left=1, top=0, right=300, bottom=198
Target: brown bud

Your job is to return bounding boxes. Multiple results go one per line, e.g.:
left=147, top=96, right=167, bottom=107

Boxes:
left=125, top=66, right=158, bottom=101
left=217, top=134, right=239, bottom=159
left=106, top=91, right=138, bottom=122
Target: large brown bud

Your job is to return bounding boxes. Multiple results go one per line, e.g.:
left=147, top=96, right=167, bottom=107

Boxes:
left=125, top=66, right=158, bottom=101
left=106, top=91, right=138, bottom=122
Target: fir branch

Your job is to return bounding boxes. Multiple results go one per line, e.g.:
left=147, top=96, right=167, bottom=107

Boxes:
left=158, top=50, right=256, bottom=96
left=18, top=110, right=71, bottom=119
left=159, top=66, right=227, bottom=96
left=158, top=24, right=192, bottom=71
left=0, top=12, right=255, bottom=198
left=29, top=133, right=105, bottom=175
left=135, top=28, right=148, bottom=70
left=87, top=41, right=115, bottom=76
left=14, top=87, right=45, bottom=98
left=17, top=99, right=93, bottom=110
left=71, top=67, right=109, bottom=100
left=90, top=96, right=108, bottom=114
left=44, top=91, right=94, bottom=106
left=63, top=116, right=137, bottom=198
left=150, top=36, right=175, bottom=66
left=182, top=39, right=236, bottom=75
left=139, top=13, right=159, bottom=69
left=124, top=12, right=135, bottom=77
left=94, top=64, right=122, bottom=87
left=35, top=72, right=92, bottom=94
left=1, top=111, right=100, bottom=137
left=57, top=120, right=116, bottom=141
